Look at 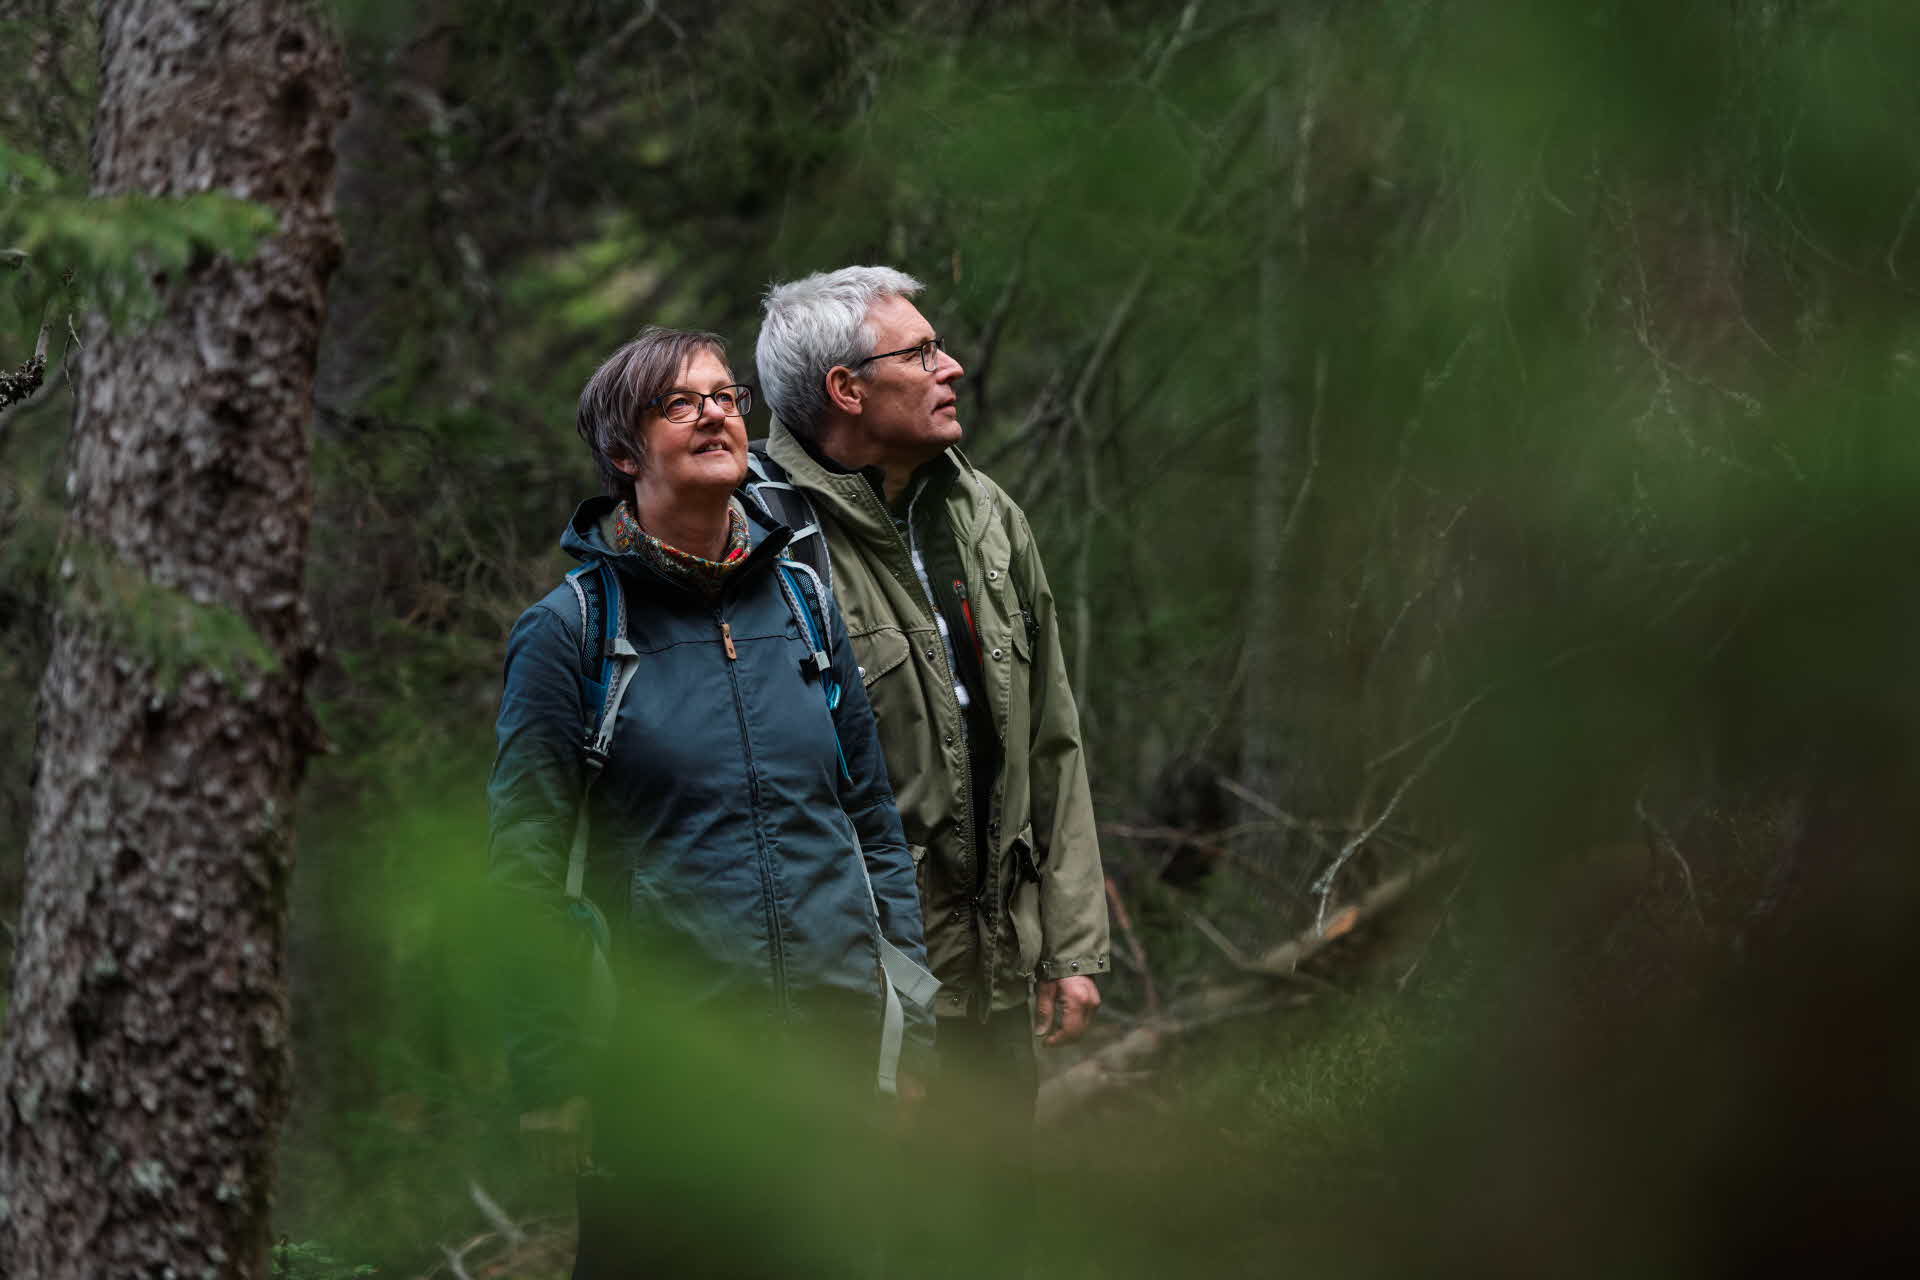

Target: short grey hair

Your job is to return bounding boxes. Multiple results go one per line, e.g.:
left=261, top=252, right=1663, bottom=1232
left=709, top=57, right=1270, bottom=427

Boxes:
left=755, top=266, right=923, bottom=439
left=576, top=325, right=727, bottom=496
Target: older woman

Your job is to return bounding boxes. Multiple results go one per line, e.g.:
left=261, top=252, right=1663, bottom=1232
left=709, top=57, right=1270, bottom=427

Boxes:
left=487, top=326, right=932, bottom=1275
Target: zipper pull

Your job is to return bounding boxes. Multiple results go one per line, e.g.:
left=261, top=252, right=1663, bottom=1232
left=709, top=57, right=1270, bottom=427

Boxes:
left=720, top=620, right=737, bottom=660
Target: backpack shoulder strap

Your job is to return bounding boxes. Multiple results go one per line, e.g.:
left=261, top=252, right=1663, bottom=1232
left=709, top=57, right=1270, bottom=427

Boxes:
left=563, top=560, right=641, bottom=901
left=746, top=440, right=833, bottom=592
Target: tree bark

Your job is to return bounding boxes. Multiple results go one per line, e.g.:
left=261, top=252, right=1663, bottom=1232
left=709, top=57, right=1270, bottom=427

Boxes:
left=0, top=3, right=344, bottom=1276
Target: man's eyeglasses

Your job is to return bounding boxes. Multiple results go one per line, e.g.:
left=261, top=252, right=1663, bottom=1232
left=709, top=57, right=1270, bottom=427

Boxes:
left=849, top=336, right=949, bottom=373
left=645, top=384, right=753, bottom=423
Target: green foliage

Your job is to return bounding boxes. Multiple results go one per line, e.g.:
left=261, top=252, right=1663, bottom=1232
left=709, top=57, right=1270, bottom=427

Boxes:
left=0, top=141, right=277, bottom=346
left=56, top=540, right=279, bottom=692
left=269, top=1237, right=377, bottom=1280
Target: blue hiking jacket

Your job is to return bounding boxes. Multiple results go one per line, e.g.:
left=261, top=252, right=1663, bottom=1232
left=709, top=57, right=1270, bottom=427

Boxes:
left=487, top=494, right=931, bottom=1107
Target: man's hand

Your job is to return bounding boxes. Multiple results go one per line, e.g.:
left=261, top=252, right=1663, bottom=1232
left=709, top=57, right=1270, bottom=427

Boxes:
left=520, top=1094, right=592, bottom=1176
left=1034, top=975, right=1101, bottom=1047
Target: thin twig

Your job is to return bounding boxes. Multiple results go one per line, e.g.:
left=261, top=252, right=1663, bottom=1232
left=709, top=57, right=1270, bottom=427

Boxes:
left=1269, top=346, right=1326, bottom=559
left=1213, top=776, right=1327, bottom=839
left=1142, top=0, right=1205, bottom=87
left=1365, top=639, right=1608, bottom=773
left=1312, top=718, right=1461, bottom=933
left=1636, top=794, right=1707, bottom=930
left=1887, top=181, right=1920, bottom=282
left=468, top=1178, right=526, bottom=1248
left=1105, top=876, right=1159, bottom=1014
left=439, top=1243, right=475, bottom=1280
left=1182, top=907, right=1255, bottom=970
left=1397, top=847, right=1470, bottom=991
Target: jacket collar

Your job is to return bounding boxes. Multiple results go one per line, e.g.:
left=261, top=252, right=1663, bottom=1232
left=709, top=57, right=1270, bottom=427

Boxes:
left=766, top=419, right=991, bottom=550
left=559, top=491, right=792, bottom=598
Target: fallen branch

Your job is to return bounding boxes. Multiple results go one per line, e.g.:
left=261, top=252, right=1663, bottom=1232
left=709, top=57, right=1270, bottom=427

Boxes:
left=1038, top=851, right=1464, bottom=1123
left=1037, top=995, right=1309, bottom=1125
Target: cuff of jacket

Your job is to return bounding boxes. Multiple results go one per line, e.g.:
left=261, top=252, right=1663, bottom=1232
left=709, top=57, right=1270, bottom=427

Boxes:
left=1035, top=953, right=1111, bottom=982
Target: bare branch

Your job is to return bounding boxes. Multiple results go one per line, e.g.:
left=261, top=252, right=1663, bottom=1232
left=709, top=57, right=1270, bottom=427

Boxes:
left=1269, top=346, right=1326, bottom=560
left=468, top=1179, right=526, bottom=1248
left=1636, top=794, right=1707, bottom=930
left=1366, top=638, right=1610, bottom=775
left=1041, top=852, right=1462, bottom=1122
left=1182, top=906, right=1256, bottom=969
left=1397, top=847, right=1472, bottom=991
left=1262, top=850, right=1461, bottom=977
left=1142, top=0, right=1205, bottom=87
left=1214, top=776, right=1323, bottom=837
left=1889, top=181, right=1920, bottom=282
left=1105, top=876, right=1160, bottom=1015
left=1312, top=719, right=1460, bottom=934
left=439, top=1242, right=476, bottom=1280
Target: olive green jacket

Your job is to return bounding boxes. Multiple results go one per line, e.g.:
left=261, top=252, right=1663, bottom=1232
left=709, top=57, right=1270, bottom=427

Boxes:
left=766, top=422, right=1110, bottom=1016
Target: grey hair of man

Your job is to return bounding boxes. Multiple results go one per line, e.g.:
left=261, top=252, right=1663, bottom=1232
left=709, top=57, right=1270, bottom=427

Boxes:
left=755, top=266, right=924, bottom=440
left=576, top=324, right=728, bottom=497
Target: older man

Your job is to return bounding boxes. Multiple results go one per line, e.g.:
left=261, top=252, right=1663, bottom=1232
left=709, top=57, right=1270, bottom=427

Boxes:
left=752, top=266, right=1108, bottom=1123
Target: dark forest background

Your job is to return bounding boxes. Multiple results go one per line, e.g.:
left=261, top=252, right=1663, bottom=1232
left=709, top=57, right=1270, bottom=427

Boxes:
left=7, top=0, right=1920, bottom=1274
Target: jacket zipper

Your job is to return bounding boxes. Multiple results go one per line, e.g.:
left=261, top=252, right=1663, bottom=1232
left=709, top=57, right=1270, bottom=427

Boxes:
left=716, top=599, right=788, bottom=1014
left=902, top=482, right=991, bottom=1018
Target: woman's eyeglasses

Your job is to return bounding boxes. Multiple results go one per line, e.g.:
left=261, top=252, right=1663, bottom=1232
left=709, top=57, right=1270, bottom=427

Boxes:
left=646, top=384, right=753, bottom=423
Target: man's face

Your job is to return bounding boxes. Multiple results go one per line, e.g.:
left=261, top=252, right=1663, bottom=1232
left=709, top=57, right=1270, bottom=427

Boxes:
left=851, top=294, right=965, bottom=464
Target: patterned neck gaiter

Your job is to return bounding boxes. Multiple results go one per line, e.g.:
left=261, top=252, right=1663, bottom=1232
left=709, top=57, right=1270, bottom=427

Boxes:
left=611, top=498, right=750, bottom=597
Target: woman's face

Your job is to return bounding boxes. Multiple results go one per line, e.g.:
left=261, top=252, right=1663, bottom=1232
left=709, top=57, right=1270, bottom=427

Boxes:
left=631, top=348, right=749, bottom=499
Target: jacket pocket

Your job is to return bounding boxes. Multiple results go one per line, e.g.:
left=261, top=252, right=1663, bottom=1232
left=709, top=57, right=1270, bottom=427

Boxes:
left=1009, top=609, right=1034, bottom=662
left=850, top=624, right=911, bottom=687
left=1006, top=823, right=1043, bottom=975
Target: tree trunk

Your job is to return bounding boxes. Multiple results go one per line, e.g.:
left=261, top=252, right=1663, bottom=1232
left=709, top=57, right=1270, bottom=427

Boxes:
left=1239, top=75, right=1307, bottom=835
left=0, top=3, right=344, bottom=1276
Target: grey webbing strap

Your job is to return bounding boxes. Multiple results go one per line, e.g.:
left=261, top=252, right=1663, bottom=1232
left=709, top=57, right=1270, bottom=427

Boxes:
left=849, top=832, right=939, bottom=1095
left=567, top=635, right=638, bottom=901
left=565, top=800, right=593, bottom=902
left=876, top=966, right=905, bottom=1096
left=567, top=570, right=637, bottom=1036
left=879, top=936, right=940, bottom=1008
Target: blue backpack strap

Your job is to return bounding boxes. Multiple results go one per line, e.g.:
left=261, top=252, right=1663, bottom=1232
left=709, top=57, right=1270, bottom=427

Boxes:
left=775, top=561, right=850, bottom=785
